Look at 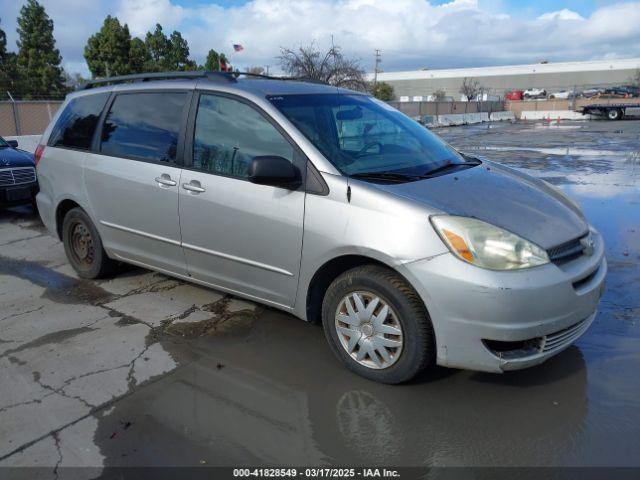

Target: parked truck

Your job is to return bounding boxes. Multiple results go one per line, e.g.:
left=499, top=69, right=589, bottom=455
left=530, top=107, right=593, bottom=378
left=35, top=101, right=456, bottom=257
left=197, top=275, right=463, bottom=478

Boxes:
left=578, top=102, right=640, bottom=120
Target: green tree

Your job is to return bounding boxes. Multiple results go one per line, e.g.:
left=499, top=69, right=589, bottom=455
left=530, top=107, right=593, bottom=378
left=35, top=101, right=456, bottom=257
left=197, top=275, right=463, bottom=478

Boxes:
left=129, top=37, right=150, bottom=73
left=372, top=81, right=394, bottom=101
left=167, top=31, right=196, bottom=70
left=0, top=19, right=6, bottom=58
left=84, top=16, right=132, bottom=78
left=144, top=25, right=199, bottom=71
left=204, top=49, right=219, bottom=70
left=0, top=19, right=18, bottom=95
left=16, top=0, right=65, bottom=97
left=204, top=49, right=229, bottom=71
left=145, top=24, right=169, bottom=70
left=203, top=49, right=215, bottom=70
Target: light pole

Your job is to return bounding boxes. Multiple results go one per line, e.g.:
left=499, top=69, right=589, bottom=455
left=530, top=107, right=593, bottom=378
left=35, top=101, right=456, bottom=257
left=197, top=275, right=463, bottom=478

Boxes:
left=373, top=49, right=382, bottom=88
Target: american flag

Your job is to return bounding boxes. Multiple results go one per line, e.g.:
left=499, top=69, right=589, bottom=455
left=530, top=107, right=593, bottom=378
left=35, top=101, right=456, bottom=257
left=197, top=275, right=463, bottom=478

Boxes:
left=233, top=44, right=244, bottom=52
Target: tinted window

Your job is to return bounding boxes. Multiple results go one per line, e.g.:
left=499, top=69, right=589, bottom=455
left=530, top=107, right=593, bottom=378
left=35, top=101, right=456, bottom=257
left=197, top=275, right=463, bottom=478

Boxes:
left=100, top=92, right=187, bottom=162
left=193, top=94, right=293, bottom=178
left=49, top=93, right=109, bottom=150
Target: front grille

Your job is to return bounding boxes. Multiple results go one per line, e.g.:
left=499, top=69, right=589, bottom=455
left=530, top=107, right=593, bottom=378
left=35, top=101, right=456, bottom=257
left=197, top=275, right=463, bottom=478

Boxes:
left=0, top=167, right=36, bottom=187
left=547, top=236, right=585, bottom=264
left=538, top=319, right=589, bottom=353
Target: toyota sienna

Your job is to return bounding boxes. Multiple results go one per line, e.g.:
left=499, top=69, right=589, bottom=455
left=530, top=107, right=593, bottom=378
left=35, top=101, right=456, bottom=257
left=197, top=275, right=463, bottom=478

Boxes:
left=36, top=71, right=606, bottom=383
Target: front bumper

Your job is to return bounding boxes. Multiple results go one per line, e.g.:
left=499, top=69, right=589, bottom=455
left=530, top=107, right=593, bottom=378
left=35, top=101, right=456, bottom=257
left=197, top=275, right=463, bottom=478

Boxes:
left=399, top=228, right=606, bottom=373
left=0, top=182, right=39, bottom=206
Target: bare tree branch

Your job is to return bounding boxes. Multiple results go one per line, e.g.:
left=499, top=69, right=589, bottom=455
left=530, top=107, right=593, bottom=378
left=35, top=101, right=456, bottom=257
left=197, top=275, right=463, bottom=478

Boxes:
left=278, top=42, right=368, bottom=91
left=459, top=77, right=482, bottom=101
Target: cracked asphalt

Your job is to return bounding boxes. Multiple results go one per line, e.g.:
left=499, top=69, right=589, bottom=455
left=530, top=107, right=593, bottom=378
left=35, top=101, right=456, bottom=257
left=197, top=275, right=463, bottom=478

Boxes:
left=0, top=119, right=639, bottom=473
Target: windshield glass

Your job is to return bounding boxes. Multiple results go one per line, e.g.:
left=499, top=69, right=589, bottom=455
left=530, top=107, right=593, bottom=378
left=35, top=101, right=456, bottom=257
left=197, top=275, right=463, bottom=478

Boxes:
left=268, top=93, right=464, bottom=176
left=0, top=137, right=8, bottom=148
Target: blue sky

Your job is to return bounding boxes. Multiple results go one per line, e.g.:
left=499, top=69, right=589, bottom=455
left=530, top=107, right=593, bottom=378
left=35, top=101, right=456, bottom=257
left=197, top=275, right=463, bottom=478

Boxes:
left=1, top=0, right=639, bottom=76
left=166, top=0, right=632, bottom=16
left=168, top=0, right=628, bottom=15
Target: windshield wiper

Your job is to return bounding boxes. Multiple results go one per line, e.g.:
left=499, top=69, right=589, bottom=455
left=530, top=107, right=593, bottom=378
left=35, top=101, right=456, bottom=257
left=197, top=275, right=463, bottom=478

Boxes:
left=422, top=159, right=481, bottom=177
left=350, top=172, right=423, bottom=183
left=351, top=159, right=482, bottom=183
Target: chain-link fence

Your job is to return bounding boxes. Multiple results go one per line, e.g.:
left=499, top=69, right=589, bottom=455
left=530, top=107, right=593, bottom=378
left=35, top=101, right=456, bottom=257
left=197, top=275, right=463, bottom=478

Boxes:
left=0, top=98, right=63, bottom=137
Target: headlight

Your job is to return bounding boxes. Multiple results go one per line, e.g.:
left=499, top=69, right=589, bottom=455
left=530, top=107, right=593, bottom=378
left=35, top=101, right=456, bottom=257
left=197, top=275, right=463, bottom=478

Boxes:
left=431, top=215, right=549, bottom=270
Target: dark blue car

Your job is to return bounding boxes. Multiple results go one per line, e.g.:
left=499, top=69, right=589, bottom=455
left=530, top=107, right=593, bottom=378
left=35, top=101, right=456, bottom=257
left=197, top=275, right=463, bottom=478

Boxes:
left=0, top=136, right=39, bottom=206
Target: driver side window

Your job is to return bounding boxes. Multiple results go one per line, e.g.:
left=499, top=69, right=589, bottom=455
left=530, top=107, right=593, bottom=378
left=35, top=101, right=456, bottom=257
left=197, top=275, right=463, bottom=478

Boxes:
left=193, top=94, right=294, bottom=178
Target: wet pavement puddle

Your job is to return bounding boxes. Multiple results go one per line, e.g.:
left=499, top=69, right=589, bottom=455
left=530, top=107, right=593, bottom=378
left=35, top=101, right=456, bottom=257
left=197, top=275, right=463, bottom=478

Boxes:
left=0, top=120, right=638, bottom=469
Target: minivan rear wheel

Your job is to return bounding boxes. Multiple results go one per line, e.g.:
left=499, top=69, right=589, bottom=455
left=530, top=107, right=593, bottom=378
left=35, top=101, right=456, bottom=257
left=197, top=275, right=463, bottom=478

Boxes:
left=62, top=207, right=116, bottom=279
left=322, top=265, right=435, bottom=384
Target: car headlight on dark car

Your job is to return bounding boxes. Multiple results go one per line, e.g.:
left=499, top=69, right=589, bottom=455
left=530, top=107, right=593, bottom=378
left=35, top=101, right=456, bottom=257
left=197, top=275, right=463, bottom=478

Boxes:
left=431, top=215, right=550, bottom=270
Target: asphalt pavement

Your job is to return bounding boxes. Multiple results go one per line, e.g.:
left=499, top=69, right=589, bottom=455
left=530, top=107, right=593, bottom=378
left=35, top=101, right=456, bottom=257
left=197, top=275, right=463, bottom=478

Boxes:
left=1, top=119, right=638, bottom=474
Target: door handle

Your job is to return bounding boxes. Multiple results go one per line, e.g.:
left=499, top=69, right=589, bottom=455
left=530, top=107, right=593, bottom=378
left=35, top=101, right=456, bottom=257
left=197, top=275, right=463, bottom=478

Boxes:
left=182, top=181, right=206, bottom=193
left=155, top=174, right=177, bottom=187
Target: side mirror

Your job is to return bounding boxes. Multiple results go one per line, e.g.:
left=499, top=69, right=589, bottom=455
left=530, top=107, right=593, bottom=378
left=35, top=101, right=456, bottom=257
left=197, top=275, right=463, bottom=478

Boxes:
left=7, top=140, right=18, bottom=148
left=248, top=156, right=301, bottom=190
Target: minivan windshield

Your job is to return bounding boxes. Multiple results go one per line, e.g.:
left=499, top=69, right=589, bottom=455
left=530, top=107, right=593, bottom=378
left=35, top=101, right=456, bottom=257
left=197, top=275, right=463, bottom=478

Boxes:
left=268, top=93, right=466, bottom=178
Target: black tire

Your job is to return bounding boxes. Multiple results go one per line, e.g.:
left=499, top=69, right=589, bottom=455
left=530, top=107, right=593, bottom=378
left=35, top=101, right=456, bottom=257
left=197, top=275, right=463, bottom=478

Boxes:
left=62, top=207, right=116, bottom=279
left=321, top=265, right=435, bottom=384
left=607, top=108, right=622, bottom=121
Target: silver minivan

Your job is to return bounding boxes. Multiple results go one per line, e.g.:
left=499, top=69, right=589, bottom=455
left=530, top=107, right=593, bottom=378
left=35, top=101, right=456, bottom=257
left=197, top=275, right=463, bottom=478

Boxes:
left=36, top=71, right=606, bottom=383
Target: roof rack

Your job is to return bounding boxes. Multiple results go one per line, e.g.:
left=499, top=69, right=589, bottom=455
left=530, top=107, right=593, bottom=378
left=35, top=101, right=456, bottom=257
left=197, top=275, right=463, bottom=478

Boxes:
left=80, top=70, right=329, bottom=90
left=81, top=71, right=236, bottom=90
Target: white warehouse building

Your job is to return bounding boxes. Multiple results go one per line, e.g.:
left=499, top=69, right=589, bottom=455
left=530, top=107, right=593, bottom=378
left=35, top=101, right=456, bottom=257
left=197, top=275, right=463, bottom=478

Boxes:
left=371, top=58, right=640, bottom=101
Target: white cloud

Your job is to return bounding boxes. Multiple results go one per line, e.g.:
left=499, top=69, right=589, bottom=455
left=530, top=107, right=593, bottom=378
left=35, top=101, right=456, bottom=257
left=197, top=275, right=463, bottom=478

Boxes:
left=175, top=0, right=640, bottom=72
left=1, top=0, right=640, bottom=76
left=116, top=0, right=189, bottom=37
left=537, top=9, right=584, bottom=22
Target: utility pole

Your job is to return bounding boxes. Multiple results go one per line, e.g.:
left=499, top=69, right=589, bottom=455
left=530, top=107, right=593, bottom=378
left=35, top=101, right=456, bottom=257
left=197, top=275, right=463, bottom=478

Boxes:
left=373, top=49, right=382, bottom=87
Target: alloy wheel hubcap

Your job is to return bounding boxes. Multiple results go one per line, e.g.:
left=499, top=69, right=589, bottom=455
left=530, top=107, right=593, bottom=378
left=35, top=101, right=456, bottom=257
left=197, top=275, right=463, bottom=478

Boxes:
left=335, top=291, right=403, bottom=370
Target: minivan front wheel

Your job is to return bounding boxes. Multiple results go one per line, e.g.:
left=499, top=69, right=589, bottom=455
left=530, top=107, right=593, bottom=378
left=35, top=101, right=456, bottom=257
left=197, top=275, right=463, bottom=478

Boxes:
left=62, top=207, right=115, bottom=279
left=322, top=265, right=435, bottom=384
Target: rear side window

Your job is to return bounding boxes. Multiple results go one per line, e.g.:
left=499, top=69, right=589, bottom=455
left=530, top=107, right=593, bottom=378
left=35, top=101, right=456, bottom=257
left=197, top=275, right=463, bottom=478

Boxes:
left=48, top=93, right=109, bottom=150
left=100, top=92, right=187, bottom=163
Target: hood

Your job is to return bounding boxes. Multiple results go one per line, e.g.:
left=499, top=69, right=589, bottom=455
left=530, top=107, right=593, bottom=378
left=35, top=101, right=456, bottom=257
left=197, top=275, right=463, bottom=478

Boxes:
left=374, top=161, right=588, bottom=250
left=0, top=147, right=35, bottom=168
